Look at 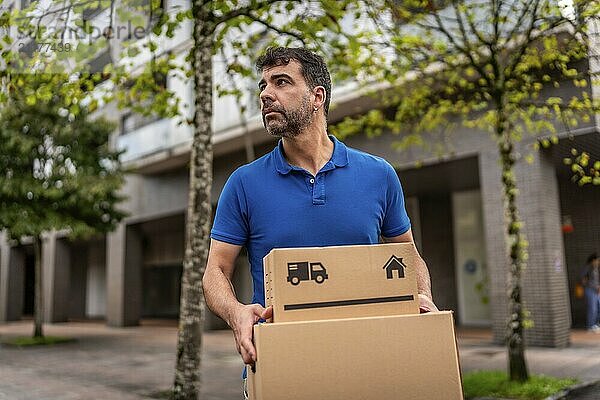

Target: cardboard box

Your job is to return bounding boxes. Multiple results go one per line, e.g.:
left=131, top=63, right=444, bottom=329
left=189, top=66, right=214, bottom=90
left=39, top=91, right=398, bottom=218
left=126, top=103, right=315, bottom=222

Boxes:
left=263, top=243, right=420, bottom=322
left=247, top=311, right=463, bottom=400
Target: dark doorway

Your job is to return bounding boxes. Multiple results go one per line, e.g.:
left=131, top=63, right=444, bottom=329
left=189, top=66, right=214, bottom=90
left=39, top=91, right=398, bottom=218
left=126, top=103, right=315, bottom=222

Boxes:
left=142, top=264, right=182, bottom=318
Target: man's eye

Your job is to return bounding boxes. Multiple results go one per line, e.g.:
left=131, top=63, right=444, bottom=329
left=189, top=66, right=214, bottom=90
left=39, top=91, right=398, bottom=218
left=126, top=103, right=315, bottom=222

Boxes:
left=277, top=79, right=287, bottom=86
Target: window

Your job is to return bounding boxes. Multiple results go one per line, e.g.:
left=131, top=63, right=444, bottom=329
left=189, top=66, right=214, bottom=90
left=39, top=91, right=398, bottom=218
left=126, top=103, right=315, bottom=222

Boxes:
left=149, top=0, right=166, bottom=28
left=19, top=38, right=37, bottom=58
left=121, top=112, right=136, bottom=134
left=82, top=1, right=104, bottom=20
left=1, top=1, right=15, bottom=11
left=89, top=49, right=111, bottom=73
left=87, top=49, right=112, bottom=84
left=125, top=0, right=166, bottom=40
left=120, top=111, right=161, bottom=135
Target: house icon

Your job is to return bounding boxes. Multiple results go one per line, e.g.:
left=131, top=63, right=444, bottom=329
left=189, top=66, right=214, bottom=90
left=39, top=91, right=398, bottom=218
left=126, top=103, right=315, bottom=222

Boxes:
left=383, top=255, right=407, bottom=279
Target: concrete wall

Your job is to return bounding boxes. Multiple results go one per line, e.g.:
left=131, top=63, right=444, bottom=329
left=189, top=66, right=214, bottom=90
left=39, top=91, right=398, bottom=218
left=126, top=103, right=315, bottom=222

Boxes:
left=0, top=236, right=25, bottom=322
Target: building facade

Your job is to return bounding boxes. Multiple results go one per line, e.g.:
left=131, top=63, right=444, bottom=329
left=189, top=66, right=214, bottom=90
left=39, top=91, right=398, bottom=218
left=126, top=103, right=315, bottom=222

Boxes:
left=1, top=0, right=599, bottom=348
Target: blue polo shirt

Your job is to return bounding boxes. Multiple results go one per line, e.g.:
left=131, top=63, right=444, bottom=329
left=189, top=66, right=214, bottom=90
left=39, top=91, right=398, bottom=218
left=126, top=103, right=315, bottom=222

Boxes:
left=211, top=135, right=411, bottom=306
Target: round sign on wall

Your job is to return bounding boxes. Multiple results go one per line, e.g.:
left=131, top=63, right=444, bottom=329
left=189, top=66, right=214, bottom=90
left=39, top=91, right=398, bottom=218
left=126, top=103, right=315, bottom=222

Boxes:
left=464, top=259, right=477, bottom=274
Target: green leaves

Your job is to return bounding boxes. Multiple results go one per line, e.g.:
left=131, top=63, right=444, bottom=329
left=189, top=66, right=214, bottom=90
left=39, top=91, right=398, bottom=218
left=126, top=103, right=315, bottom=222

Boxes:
left=564, top=149, right=600, bottom=186
left=0, top=72, right=126, bottom=240
left=329, top=0, right=600, bottom=185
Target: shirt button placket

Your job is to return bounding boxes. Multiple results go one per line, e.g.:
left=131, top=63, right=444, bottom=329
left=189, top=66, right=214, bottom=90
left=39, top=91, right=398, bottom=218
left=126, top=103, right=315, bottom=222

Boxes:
left=312, top=174, right=325, bottom=205
left=307, top=176, right=316, bottom=202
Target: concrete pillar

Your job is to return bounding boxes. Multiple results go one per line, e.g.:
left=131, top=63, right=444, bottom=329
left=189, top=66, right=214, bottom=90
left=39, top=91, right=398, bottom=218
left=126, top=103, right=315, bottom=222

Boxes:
left=106, top=223, right=142, bottom=326
left=478, top=150, right=509, bottom=344
left=0, top=233, right=25, bottom=322
left=42, top=232, right=71, bottom=323
left=479, top=148, right=571, bottom=347
left=515, top=148, right=571, bottom=347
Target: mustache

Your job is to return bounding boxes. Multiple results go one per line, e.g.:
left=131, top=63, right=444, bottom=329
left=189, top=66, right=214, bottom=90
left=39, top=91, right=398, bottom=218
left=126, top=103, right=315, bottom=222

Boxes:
left=262, top=102, right=286, bottom=116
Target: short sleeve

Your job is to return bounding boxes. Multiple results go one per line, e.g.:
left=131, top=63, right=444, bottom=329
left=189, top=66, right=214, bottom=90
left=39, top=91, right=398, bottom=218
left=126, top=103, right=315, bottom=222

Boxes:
left=381, top=163, right=411, bottom=237
left=211, top=169, right=249, bottom=246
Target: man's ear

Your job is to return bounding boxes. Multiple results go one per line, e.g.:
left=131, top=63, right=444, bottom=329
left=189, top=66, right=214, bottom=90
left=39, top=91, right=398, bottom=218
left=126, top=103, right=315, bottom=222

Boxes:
left=313, top=86, right=326, bottom=110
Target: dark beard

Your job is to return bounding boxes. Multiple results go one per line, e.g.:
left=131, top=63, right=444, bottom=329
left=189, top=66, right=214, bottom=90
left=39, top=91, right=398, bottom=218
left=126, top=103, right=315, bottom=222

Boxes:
left=262, top=94, right=312, bottom=138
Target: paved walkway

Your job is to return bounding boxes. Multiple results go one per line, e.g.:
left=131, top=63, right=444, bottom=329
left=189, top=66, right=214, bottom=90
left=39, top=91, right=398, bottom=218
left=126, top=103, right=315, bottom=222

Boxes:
left=1, top=320, right=599, bottom=400
left=458, top=328, right=600, bottom=382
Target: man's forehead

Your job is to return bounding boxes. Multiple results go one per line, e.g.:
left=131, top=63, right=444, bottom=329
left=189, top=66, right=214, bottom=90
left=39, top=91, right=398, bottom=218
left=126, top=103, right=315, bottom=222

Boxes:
left=261, top=59, right=303, bottom=79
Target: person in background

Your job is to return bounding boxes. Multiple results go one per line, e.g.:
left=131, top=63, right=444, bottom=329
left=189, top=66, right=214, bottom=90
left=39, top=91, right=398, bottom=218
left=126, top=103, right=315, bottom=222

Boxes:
left=581, top=253, right=600, bottom=333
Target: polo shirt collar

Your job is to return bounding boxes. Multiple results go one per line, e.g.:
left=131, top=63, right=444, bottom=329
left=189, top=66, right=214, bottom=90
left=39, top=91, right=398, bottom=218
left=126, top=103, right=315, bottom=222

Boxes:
left=274, top=135, right=349, bottom=175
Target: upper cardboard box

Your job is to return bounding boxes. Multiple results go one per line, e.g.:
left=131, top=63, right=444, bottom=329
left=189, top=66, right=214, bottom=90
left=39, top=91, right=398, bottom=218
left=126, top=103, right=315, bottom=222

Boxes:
left=263, top=243, right=420, bottom=322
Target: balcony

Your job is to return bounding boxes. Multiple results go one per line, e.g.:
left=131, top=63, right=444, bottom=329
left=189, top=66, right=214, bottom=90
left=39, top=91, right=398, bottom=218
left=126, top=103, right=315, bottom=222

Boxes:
left=117, top=118, right=174, bottom=163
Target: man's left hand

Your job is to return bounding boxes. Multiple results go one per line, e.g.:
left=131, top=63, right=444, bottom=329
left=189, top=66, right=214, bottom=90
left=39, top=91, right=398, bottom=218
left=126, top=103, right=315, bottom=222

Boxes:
left=418, top=294, right=438, bottom=313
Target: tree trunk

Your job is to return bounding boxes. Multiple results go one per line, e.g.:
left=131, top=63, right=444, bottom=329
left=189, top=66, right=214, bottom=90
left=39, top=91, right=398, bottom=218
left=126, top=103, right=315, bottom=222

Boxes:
left=32, top=234, right=44, bottom=338
left=497, top=108, right=529, bottom=382
left=172, top=2, right=214, bottom=399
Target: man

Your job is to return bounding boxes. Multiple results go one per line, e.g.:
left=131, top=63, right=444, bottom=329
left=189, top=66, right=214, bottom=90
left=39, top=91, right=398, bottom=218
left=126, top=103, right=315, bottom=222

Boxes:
left=202, top=47, right=438, bottom=372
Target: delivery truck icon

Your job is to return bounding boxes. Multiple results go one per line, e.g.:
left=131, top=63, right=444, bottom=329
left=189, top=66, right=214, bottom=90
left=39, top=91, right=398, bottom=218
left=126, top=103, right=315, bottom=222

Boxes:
left=287, top=262, right=329, bottom=285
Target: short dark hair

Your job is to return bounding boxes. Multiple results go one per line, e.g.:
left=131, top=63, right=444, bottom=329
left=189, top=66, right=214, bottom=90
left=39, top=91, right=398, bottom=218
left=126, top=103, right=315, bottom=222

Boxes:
left=256, top=47, right=332, bottom=118
left=587, top=253, right=599, bottom=264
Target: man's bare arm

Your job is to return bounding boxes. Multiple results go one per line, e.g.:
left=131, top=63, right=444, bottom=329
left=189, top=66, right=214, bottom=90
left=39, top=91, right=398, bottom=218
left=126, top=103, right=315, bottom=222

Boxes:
left=383, top=229, right=438, bottom=312
left=203, top=239, right=243, bottom=324
left=202, top=239, right=271, bottom=365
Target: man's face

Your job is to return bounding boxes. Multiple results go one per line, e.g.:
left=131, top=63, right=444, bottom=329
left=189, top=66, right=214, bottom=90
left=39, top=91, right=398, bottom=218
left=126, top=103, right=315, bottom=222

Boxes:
left=258, top=60, right=314, bottom=138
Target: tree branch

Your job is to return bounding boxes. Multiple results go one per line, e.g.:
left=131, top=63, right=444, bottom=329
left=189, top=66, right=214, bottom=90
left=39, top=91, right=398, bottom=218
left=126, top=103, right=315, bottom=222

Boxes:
left=14, top=0, right=102, bottom=22
left=451, top=0, right=488, bottom=64
left=213, top=0, right=298, bottom=26
left=60, top=1, right=72, bottom=44
left=246, top=12, right=306, bottom=45
left=504, top=1, right=570, bottom=80
left=219, top=48, right=256, bottom=162
left=492, top=0, right=500, bottom=44
left=428, top=8, right=490, bottom=88
left=459, top=0, right=490, bottom=46
left=365, top=1, right=394, bottom=44
left=506, top=0, right=539, bottom=46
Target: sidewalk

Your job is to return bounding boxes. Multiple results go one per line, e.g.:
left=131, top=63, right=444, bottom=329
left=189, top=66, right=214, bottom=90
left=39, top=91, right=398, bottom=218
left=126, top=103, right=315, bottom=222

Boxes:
left=1, top=320, right=599, bottom=400
left=458, top=328, right=600, bottom=382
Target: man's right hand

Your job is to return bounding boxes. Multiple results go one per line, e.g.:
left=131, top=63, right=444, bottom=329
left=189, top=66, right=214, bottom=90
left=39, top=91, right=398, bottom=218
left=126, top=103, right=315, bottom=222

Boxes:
left=230, top=304, right=273, bottom=365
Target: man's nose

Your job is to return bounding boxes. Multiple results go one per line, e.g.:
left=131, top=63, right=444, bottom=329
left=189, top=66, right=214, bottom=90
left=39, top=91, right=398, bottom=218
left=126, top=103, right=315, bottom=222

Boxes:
left=260, top=86, right=275, bottom=106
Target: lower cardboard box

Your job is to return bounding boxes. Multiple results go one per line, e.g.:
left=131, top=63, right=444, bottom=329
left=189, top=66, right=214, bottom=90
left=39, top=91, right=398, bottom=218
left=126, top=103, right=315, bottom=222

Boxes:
left=247, top=311, right=463, bottom=400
